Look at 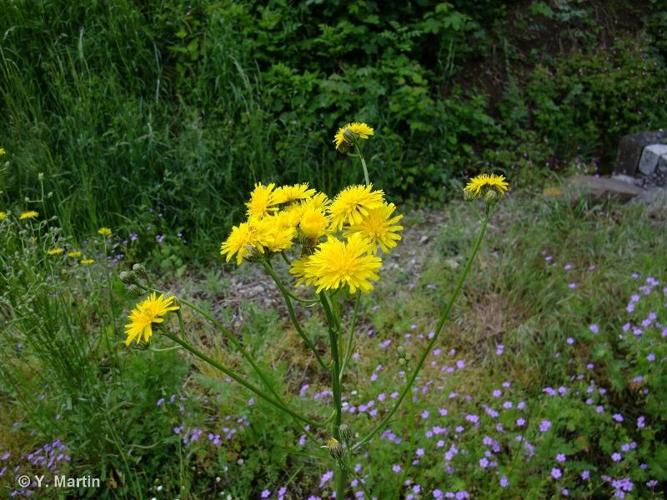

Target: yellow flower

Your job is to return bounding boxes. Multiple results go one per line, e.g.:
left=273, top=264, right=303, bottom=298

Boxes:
left=463, top=174, right=509, bottom=200
left=272, top=183, right=316, bottom=205
left=289, top=256, right=317, bottom=287
left=220, top=222, right=258, bottom=265
left=334, top=122, right=374, bottom=152
left=301, top=233, right=382, bottom=294
left=67, top=250, right=82, bottom=258
left=0, top=147, right=5, bottom=156
left=246, top=183, right=277, bottom=219
left=329, top=184, right=385, bottom=230
left=0, top=211, right=7, bottom=221
left=46, top=247, right=64, bottom=256
left=124, top=293, right=179, bottom=346
left=346, top=202, right=403, bottom=253
left=80, top=258, right=95, bottom=265
left=19, top=210, right=39, bottom=221
left=98, top=227, right=112, bottom=237
left=299, top=207, right=330, bottom=240
left=252, top=214, right=296, bottom=253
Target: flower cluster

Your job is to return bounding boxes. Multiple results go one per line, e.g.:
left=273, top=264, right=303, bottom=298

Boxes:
left=220, top=182, right=403, bottom=294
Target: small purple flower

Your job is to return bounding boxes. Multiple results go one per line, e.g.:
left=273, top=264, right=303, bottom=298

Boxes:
left=319, top=470, right=333, bottom=488
left=646, top=353, right=655, bottom=362
left=516, top=418, right=526, bottom=427
left=637, top=416, right=646, bottom=429
left=551, top=468, right=562, bottom=479
left=492, top=389, right=502, bottom=398
left=612, top=413, right=624, bottom=423
left=499, top=475, right=508, bottom=488
left=496, top=344, right=504, bottom=355
left=261, top=490, right=271, bottom=498
left=392, top=464, right=402, bottom=473
left=539, top=420, right=552, bottom=433
left=156, top=233, right=165, bottom=244
left=566, top=337, right=574, bottom=345
left=568, top=282, right=577, bottom=289
left=589, top=324, right=599, bottom=334
left=611, top=453, right=622, bottom=462
left=581, top=470, right=590, bottom=481
left=555, top=453, right=566, bottom=463
left=479, top=457, right=489, bottom=468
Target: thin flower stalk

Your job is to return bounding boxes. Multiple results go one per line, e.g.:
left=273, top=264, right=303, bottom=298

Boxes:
left=261, top=260, right=328, bottom=371
left=352, top=210, right=491, bottom=451
left=163, top=331, right=319, bottom=428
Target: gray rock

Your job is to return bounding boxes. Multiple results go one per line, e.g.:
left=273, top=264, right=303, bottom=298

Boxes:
left=611, top=174, right=641, bottom=187
left=614, top=131, right=667, bottom=175
left=638, top=144, right=667, bottom=175
left=659, top=153, right=667, bottom=173
left=568, top=175, right=644, bottom=202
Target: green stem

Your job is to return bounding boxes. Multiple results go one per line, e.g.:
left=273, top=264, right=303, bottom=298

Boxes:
left=169, top=296, right=287, bottom=408
left=335, top=461, right=347, bottom=500
left=163, top=332, right=319, bottom=428
left=338, top=293, right=361, bottom=383
left=320, top=291, right=346, bottom=499
left=320, top=292, right=342, bottom=436
left=354, top=143, right=370, bottom=186
left=352, top=212, right=491, bottom=451
left=261, top=260, right=328, bottom=371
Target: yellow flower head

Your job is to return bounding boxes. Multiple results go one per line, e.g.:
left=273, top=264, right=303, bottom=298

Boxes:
left=0, top=211, right=7, bottom=222
left=80, top=258, right=95, bottom=265
left=246, top=183, right=277, bottom=219
left=299, top=207, right=330, bottom=240
left=220, top=222, right=258, bottom=265
left=272, top=183, right=316, bottom=205
left=289, top=256, right=317, bottom=287
left=334, top=122, right=374, bottom=152
left=67, top=250, right=82, bottom=258
left=98, top=227, right=112, bottom=237
left=463, top=174, right=509, bottom=201
left=251, top=214, right=296, bottom=253
left=19, top=210, right=39, bottom=221
left=329, top=184, right=385, bottom=230
left=46, top=247, right=65, bottom=256
left=346, top=202, right=403, bottom=253
left=301, top=233, right=382, bottom=294
left=125, top=293, right=179, bottom=346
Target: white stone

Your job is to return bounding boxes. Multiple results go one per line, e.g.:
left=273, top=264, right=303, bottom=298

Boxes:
left=658, top=153, right=667, bottom=173
left=638, top=144, right=667, bottom=175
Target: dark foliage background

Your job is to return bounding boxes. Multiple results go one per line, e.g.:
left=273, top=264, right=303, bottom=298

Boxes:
left=1, top=0, right=665, bottom=256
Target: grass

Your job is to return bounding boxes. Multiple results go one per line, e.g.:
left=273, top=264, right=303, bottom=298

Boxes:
left=1, top=184, right=665, bottom=498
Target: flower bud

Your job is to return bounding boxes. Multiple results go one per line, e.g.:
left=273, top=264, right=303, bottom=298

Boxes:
left=126, top=284, right=143, bottom=297
left=132, top=263, right=149, bottom=281
left=339, top=424, right=354, bottom=444
left=323, top=437, right=345, bottom=460
left=119, top=270, right=136, bottom=285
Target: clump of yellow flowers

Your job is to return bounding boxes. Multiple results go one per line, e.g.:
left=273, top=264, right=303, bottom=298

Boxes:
left=220, top=181, right=402, bottom=294
left=122, top=119, right=509, bottom=499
